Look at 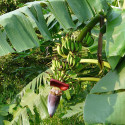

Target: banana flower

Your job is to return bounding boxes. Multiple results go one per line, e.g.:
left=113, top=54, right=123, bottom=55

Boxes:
left=48, top=79, right=69, bottom=117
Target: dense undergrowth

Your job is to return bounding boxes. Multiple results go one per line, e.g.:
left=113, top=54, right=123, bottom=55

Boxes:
left=0, top=49, right=51, bottom=104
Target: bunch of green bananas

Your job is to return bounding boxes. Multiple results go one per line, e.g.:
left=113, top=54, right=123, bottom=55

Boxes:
left=52, top=59, right=69, bottom=71
left=82, top=32, right=94, bottom=47
left=67, top=52, right=84, bottom=72
left=62, top=37, right=82, bottom=53
left=52, top=70, right=65, bottom=81
left=57, top=44, right=69, bottom=57
left=51, top=59, right=70, bottom=81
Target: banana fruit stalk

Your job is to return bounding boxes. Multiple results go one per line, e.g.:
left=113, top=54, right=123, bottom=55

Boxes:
left=82, top=32, right=94, bottom=47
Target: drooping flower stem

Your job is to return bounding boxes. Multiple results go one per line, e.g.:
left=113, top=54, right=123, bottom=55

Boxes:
left=75, top=77, right=100, bottom=82
left=76, top=14, right=101, bottom=42
left=80, top=59, right=111, bottom=69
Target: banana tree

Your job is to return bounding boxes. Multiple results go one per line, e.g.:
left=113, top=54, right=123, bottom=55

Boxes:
left=1, top=0, right=125, bottom=124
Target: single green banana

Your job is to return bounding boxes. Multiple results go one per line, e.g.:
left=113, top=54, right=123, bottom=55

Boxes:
left=74, top=61, right=80, bottom=69
left=67, top=54, right=70, bottom=64
left=63, top=39, right=66, bottom=48
left=86, top=35, right=92, bottom=47
left=61, top=46, right=65, bottom=55
left=58, top=61, right=61, bottom=68
left=52, top=60, right=56, bottom=70
left=67, top=39, right=71, bottom=50
left=85, top=32, right=90, bottom=40
left=57, top=45, right=63, bottom=56
left=91, top=38, right=94, bottom=46
left=61, top=70, right=65, bottom=78
left=61, top=38, right=65, bottom=47
left=55, top=60, right=58, bottom=68
left=87, top=37, right=94, bottom=47
left=76, top=56, right=81, bottom=64
left=65, top=37, right=69, bottom=49
left=66, top=62, right=69, bottom=70
left=76, top=64, right=84, bottom=72
left=56, top=61, right=59, bottom=68
left=52, top=60, right=55, bottom=66
left=56, top=72, right=59, bottom=80
left=72, top=57, right=76, bottom=67
left=62, top=62, right=65, bottom=70
left=59, top=61, right=62, bottom=67
left=70, top=55, right=73, bottom=66
left=82, top=38, right=87, bottom=44
left=62, top=46, right=69, bottom=55
left=65, top=39, right=68, bottom=50
left=74, top=41, right=79, bottom=52
left=71, top=41, right=75, bottom=52
left=78, top=42, right=82, bottom=51
left=54, top=70, right=57, bottom=79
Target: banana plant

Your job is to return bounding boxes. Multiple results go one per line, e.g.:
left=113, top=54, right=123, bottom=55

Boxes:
left=1, top=0, right=125, bottom=124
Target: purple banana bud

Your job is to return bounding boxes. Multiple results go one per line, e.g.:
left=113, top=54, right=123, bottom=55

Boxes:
left=47, top=87, right=62, bottom=117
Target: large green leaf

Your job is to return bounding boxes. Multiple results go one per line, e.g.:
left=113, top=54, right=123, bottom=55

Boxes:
left=0, top=115, right=5, bottom=125
left=84, top=92, right=125, bottom=124
left=47, top=0, right=75, bottom=30
left=7, top=88, right=50, bottom=124
left=106, top=8, right=125, bottom=69
left=66, top=0, right=93, bottom=22
left=26, top=2, right=52, bottom=40
left=90, top=61, right=125, bottom=93
left=5, top=107, right=30, bottom=125
left=0, top=0, right=109, bottom=57
left=0, top=11, right=39, bottom=52
left=0, top=105, right=10, bottom=116
left=84, top=58, right=125, bottom=124
left=87, top=0, right=108, bottom=15
left=20, top=88, right=50, bottom=119
left=0, top=30, right=14, bottom=56
left=0, top=105, right=10, bottom=125
left=0, top=1, right=52, bottom=56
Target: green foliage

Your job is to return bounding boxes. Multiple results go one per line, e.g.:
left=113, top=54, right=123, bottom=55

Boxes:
left=46, top=0, right=76, bottom=30
left=106, top=8, right=125, bottom=69
left=0, top=0, right=108, bottom=56
left=62, top=102, right=84, bottom=119
left=84, top=58, right=125, bottom=124
left=0, top=49, right=51, bottom=104
left=3, top=68, right=51, bottom=124
left=1, top=0, right=125, bottom=124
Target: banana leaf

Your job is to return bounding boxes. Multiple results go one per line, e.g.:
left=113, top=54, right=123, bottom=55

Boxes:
left=84, top=58, right=125, bottom=124
left=106, top=8, right=125, bottom=69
